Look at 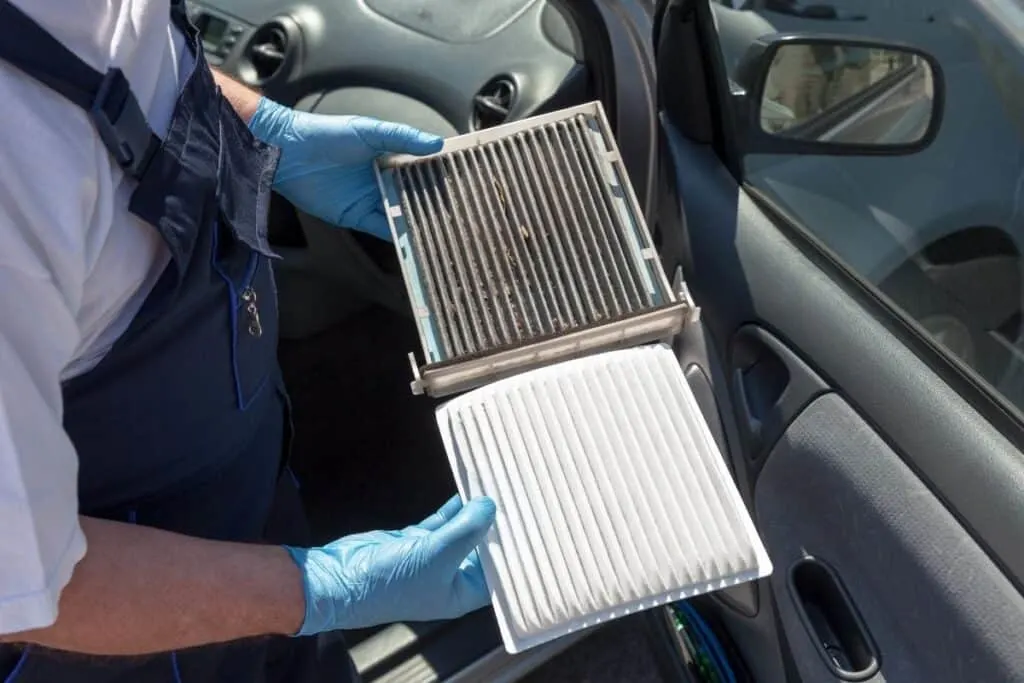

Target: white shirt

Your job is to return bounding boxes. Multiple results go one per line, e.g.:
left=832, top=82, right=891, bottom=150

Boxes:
left=0, top=0, right=191, bottom=634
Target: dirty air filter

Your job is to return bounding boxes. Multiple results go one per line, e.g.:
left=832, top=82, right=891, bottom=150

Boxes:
left=376, top=101, right=691, bottom=396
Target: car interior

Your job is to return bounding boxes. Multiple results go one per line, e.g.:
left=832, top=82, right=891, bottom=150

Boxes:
left=189, top=0, right=1024, bottom=681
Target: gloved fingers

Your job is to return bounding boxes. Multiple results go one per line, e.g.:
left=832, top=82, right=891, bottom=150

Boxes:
left=458, top=546, right=484, bottom=575
left=449, top=549, right=493, bottom=615
left=324, top=529, right=404, bottom=551
left=353, top=210, right=394, bottom=242
left=428, top=497, right=497, bottom=568
left=352, top=118, right=444, bottom=156
left=416, top=494, right=464, bottom=532
left=335, top=189, right=392, bottom=241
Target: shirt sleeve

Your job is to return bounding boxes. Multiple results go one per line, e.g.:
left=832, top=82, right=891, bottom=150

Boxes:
left=0, top=68, right=98, bottom=635
left=0, top=266, right=87, bottom=635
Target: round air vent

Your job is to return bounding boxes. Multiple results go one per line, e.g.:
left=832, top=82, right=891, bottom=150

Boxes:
left=239, top=18, right=299, bottom=85
left=471, top=76, right=518, bottom=130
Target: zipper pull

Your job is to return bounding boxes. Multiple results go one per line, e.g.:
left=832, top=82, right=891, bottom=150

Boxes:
left=241, top=287, right=262, bottom=338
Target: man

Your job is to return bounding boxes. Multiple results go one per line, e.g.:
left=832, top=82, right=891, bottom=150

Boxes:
left=0, top=1, right=496, bottom=681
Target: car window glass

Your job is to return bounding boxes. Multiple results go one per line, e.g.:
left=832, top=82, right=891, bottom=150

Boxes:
left=712, top=1, right=1024, bottom=413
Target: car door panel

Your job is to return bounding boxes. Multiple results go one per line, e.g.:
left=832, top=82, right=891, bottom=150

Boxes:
left=662, top=120, right=1024, bottom=581
left=759, top=394, right=1024, bottom=682
left=658, top=111, right=1024, bottom=680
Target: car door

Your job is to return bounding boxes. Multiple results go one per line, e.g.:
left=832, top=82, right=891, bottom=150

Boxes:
left=649, top=0, right=1024, bottom=681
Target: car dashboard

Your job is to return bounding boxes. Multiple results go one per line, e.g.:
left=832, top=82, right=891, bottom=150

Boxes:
left=184, top=0, right=584, bottom=137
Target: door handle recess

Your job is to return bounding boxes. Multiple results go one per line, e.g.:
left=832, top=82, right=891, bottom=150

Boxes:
left=789, top=557, right=881, bottom=681
left=729, top=325, right=828, bottom=458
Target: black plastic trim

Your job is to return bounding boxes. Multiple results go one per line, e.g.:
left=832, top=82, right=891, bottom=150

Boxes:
left=657, top=0, right=745, bottom=180
left=568, top=0, right=660, bottom=218
left=729, top=325, right=829, bottom=465
left=787, top=557, right=880, bottom=681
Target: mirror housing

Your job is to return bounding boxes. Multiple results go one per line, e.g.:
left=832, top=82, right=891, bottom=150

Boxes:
left=732, top=33, right=944, bottom=156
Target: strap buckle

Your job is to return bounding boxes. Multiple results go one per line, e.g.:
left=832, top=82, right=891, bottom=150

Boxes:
left=89, top=68, right=156, bottom=178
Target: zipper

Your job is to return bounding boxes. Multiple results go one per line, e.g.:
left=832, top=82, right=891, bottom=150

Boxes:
left=239, top=255, right=262, bottom=338
left=241, top=286, right=262, bottom=337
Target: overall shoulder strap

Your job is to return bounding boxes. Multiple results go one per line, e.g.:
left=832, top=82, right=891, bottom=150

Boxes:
left=169, top=0, right=197, bottom=34
left=0, top=1, right=162, bottom=179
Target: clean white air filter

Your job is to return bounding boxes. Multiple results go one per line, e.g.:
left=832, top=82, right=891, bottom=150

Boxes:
left=436, top=344, right=772, bottom=654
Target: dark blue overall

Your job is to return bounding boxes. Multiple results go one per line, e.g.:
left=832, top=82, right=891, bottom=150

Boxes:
left=0, top=2, right=356, bottom=681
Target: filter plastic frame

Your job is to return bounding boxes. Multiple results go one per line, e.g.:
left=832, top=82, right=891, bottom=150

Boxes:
left=375, top=101, right=690, bottom=397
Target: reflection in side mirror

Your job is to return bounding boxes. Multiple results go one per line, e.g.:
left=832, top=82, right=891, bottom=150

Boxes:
left=759, top=43, right=936, bottom=146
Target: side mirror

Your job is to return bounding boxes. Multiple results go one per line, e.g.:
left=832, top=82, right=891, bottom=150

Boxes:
left=733, top=34, right=944, bottom=156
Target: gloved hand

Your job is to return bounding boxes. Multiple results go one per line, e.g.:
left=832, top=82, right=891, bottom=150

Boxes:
left=247, top=97, right=443, bottom=240
left=284, top=495, right=497, bottom=635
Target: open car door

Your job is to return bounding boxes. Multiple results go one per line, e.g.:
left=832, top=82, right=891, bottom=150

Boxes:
left=647, top=0, right=1024, bottom=680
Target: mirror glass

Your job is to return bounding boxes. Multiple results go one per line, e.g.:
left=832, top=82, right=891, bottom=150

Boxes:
left=759, top=43, right=936, bottom=145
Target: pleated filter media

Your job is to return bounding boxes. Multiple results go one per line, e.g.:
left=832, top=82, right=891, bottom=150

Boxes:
left=437, top=344, right=773, bottom=654
left=376, top=101, right=691, bottom=397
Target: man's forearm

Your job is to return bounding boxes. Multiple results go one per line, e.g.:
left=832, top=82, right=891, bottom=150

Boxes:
left=212, top=68, right=262, bottom=123
left=2, top=517, right=304, bottom=655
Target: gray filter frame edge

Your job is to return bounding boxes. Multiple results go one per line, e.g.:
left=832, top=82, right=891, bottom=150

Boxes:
left=375, top=101, right=691, bottom=396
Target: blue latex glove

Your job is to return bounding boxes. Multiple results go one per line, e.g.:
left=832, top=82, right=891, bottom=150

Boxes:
left=284, top=495, right=497, bottom=635
left=248, top=97, right=443, bottom=240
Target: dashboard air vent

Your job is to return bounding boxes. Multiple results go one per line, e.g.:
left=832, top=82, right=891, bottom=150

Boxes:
left=243, top=21, right=291, bottom=84
left=472, top=76, right=518, bottom=130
